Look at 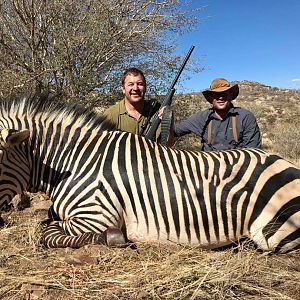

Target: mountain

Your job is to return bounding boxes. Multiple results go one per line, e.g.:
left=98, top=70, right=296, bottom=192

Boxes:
left=173, top=80, right=300, bottom=120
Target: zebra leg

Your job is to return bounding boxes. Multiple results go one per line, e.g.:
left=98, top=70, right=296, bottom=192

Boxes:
left=42, top=223, right=126, bottom=248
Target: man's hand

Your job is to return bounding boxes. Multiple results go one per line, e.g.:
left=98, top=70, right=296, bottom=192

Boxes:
left=158, top=106, right=166, bottom=119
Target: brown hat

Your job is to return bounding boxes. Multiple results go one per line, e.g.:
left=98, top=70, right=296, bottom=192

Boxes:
left=202, top=78, right=239, bottom=103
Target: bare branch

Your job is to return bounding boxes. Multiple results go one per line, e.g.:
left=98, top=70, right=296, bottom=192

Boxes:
left=0, top=0, right=204, bottom=104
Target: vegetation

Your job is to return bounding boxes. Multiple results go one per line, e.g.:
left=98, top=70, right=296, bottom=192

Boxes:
left=0, top=0, right=203, bottom=106
left=1, top=199, right=300, bottom=299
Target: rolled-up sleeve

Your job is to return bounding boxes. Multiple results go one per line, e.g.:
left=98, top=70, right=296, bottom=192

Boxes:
left=174, top=111, right=208, bottom=137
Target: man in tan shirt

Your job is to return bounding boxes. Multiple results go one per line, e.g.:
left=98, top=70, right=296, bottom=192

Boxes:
left=104, top=67, right=173, bottom=145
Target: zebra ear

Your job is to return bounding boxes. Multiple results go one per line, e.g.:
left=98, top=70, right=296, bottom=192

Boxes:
left=0, top=129, right=30, bottom=148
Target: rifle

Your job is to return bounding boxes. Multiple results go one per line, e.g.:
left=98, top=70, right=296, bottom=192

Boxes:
left=143, top=45, right=195, bottom=142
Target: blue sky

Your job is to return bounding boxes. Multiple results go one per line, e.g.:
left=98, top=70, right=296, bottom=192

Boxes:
left=177, top=0, right=300, bottom=92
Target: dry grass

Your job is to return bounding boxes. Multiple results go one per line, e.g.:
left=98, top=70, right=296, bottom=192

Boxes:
left=1, top=201, right=300, bottom=300
left=269, top=120, right=300, bottom=164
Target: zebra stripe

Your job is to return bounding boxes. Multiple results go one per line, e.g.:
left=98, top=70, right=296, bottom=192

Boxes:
left=0, top=93, right=299, bottom=252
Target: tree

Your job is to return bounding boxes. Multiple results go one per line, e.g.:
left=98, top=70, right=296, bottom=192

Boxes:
left=0, top=0, right=203, bottom=105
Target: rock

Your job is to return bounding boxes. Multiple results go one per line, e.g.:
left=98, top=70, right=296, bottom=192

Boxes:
left=65, top=254, right=98, bottom=265
left=136, top=291, right=149, bottom=299
left=20, top=284, right=46, bottom=299
left=32, top=200, right=52, bottom=212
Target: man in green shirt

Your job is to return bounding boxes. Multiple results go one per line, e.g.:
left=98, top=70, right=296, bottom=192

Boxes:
left=104, top=67, right=173, bottom=146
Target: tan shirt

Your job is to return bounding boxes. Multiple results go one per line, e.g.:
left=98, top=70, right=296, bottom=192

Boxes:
left=103, top=99, right=161, bottom=139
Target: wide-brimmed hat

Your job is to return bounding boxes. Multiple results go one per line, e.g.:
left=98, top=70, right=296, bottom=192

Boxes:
left=202, top=78, right=239, bottom=103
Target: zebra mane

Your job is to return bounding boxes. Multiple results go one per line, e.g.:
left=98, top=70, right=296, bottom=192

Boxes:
left=0, top=92, right=116, bottom=132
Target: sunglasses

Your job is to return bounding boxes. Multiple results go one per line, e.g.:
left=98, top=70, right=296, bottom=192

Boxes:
left=211, top=90, right=232, bottom=98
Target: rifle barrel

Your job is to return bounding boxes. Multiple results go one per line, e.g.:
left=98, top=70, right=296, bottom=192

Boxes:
left=143, top=45, right=195, bottom=141
left=169, top=45, right=195, bottom=90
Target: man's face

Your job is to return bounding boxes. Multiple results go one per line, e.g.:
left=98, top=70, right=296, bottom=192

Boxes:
left=122, top=74, right=146, bottom=104
left=211, top=90, right=232, bottom=111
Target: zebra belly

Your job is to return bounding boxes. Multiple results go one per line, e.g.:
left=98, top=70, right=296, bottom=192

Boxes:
left=124, top=216, right=241, bottom=248
left=126, top=225, right=240, bottom=248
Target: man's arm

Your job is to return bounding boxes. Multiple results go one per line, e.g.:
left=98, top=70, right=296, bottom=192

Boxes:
left=173, top=111, right=207, bottom=138
left=240, top=112, right=262, bottom=149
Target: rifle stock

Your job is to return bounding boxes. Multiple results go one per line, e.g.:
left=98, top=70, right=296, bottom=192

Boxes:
left=144, top=46, right=195, bottom=141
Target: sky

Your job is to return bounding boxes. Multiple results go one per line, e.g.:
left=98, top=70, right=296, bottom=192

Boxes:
left=177, top=0, right=300, bottom=93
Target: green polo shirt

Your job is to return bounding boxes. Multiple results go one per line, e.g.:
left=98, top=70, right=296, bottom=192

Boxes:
left=103, top=99, right=161, bottom=139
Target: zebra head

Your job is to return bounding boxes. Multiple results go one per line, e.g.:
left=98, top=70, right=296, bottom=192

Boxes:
left=0, top=128, right=31, bottom=211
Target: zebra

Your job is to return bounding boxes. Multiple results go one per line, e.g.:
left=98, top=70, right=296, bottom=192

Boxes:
left=0, top=93, right=299, bottom=253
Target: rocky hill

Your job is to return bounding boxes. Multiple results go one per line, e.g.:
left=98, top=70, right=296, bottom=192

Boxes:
left=173, top=80, right=300, bottom=120
left=172, top=81, right=300, bottom=164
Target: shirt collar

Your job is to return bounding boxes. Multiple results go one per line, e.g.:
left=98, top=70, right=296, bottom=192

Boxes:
left=119, top=99, right=128, bottom=115
left=209, top=104, right=237, bottom=119
left=119, top=99, right=152, bottom=116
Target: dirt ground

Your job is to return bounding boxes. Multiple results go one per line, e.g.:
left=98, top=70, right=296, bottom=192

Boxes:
left=0, top=193, right=300, bottom=300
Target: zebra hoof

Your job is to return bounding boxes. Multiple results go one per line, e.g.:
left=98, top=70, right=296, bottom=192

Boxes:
left=104, top=228, right=126, bottom=247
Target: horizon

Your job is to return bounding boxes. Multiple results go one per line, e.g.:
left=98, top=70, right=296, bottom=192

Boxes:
left=174, top=79, right=300, bottom=96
